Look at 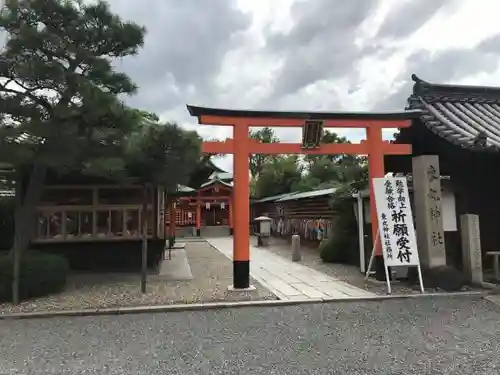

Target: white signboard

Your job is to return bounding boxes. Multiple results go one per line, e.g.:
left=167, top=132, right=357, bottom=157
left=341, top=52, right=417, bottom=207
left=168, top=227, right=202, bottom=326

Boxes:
left=373, top=177, right=419, bottom=267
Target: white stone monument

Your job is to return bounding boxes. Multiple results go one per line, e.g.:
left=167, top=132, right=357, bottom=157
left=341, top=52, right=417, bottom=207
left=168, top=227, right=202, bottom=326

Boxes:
left=460, top=214, right=483, bottom=285
left=412, top=155, right=447, bottom=268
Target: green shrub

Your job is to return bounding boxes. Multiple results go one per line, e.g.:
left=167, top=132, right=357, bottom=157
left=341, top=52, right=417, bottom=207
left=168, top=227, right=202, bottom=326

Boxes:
left=408, top=265, right=466, bottom=291
left=319, top=227, right=357, bottom=263
left=320, top=200, right=359, bottom=264
left=0, top=250, right=70, bottom=302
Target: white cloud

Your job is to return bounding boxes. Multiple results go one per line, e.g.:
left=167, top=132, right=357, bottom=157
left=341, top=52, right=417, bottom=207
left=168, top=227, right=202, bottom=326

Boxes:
left=101, top=0, right=500, bottom=174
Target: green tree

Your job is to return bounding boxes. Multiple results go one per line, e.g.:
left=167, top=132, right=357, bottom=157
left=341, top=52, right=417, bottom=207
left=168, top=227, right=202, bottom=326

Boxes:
left=299, top=130, right=368, bottom=191
left=249, top=127, right=279, bottom=178
left=254, top=155, right=303, bottom=198
left=303, top=130, right=350, bottom=167
left=125, top=119, right=200, bottom=293
left=0, top=0, right=145, bottom=304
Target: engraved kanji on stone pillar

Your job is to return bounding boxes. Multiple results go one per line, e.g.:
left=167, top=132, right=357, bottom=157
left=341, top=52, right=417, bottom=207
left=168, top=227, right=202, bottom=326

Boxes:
left=412, top=155, right=446, bottom=268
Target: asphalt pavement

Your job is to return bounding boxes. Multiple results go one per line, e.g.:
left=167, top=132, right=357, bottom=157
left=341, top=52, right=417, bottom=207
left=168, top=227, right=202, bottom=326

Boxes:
left=1, top=296, right=500, bottom=374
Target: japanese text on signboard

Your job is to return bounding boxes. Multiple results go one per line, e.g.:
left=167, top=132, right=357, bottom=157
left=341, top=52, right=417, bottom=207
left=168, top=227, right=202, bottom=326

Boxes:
left=373, top=177, right=420, bottom=267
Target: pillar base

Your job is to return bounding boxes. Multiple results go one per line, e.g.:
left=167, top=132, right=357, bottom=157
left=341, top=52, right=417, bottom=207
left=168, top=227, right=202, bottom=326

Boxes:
left=196, top=228, right=201, bottom=237
left=233, top=260, right=250, bottom=289
left=228, top=285, right=256, bottom=292
left=229, top=227, right=233, bottom=235
left=375, top=256, right=387, bottom=281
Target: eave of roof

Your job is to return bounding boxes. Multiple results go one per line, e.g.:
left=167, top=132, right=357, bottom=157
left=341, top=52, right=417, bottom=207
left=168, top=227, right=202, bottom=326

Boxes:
left=187, top=105, right=421, bottom=121
left=199, top=178, right=233, bottom=189
left=177, top=184, right=195, bottom=193
left=208, top=171, right=233, bottom=181
left=253, top=192, right=299, bottom=203
left=205, top=158, right=227, bottom=173
left=408, top=74, right=500, bottom=152
left=276, top=187, right=337, bottom=202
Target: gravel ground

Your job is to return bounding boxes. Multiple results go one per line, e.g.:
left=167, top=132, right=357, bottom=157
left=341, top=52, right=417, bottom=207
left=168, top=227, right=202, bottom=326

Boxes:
left=265, top=237, right=477, bottom=295
left=0, top=242, right=276, bottom=314
left=1, top=296, right=500, bottom=374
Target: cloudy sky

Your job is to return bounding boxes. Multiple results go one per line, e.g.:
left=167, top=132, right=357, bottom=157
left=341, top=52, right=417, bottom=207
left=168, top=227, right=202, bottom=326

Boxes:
left=108, top=0, right=500, bottom=172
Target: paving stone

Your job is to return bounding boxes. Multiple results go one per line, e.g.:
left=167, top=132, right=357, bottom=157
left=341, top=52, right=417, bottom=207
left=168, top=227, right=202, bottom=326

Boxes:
left=264, top=280, right=303, bottom=297
left=206, top=237, right=376, bottom=301
left=289, top=283, right=327, bottom=299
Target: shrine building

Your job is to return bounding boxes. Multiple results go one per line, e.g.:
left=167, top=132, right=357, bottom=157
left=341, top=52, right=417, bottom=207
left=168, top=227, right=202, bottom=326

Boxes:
left=386, top=74, right=500, bottom=269
left=165, top=158, right=234, bottom=237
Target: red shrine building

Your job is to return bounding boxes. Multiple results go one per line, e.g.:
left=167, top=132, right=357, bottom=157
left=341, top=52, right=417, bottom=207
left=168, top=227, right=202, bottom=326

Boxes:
left=165, top=163, right=233, bottom=236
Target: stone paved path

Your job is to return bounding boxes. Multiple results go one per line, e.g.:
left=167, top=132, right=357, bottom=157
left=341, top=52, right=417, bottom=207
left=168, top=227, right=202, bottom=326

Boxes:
left=205, top=237, right=376, bottom=301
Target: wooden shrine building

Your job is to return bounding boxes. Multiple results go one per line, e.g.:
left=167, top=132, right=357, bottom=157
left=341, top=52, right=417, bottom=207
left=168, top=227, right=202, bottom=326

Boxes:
left=386, top=74, right=500, bottom=268
left=252, top=188, right=338, bottom=245
left=27, top=171, right=167, bottom=270
left=165, top=160, right=233, bottom=237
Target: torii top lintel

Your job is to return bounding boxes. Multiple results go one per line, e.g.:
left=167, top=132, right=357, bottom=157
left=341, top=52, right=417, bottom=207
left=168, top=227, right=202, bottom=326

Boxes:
left=187, top=104, right=422, bottom=128
left=186, top=105, right=421, bottom=155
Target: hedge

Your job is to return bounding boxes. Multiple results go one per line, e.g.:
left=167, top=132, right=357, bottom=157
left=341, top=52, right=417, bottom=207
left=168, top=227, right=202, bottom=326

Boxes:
left=0, top=250, right=70, bottom=302
left=320, top=197, right=359, bottom=264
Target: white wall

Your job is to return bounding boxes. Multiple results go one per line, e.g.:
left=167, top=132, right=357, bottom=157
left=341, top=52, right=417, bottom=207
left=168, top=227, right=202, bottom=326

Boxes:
left=442, top=189, right=457, bottom=231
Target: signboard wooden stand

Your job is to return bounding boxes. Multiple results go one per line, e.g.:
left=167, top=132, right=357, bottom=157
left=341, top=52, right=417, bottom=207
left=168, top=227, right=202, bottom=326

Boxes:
left=364, top=177, right=425, bottom=294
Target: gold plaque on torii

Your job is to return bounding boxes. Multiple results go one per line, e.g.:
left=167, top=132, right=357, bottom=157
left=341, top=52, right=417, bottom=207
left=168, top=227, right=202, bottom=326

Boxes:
left=301, top=120, right=324, bottom=149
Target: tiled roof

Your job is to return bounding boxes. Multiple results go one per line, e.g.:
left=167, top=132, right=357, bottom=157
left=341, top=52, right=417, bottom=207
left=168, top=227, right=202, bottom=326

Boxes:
left=253, top=192, right=299, bottom=203
left=276, top=187, right=337, bottom=202
left=177, top=184, right=195, bottom=193
left=253, top=188, right=337, bottom=204
left=407, top=74, right=500, bottom=151
left=199, top=178, right=233, bottom=189
left=208, top=171, right=233, bottom=181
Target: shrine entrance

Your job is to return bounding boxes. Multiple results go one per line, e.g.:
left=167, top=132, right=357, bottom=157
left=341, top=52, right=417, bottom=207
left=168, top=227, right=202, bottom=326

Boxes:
left=202, top=204, right=227, bottom=226
left=187, top=105, right=418, bottom=289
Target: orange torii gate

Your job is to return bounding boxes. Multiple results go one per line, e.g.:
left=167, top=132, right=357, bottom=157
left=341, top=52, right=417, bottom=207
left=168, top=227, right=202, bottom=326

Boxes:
left=187, top=105, right=419, bottom=289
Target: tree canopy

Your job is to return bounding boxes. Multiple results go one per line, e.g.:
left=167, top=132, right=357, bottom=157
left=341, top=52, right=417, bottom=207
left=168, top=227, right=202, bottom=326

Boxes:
left=0, top=0, right=145, bottom=171
left=249, top=127, right=279, bottom=179
left=253, top=130, right=368, bottom=198
left=0, top=0, right=203, bottom=302
left=125, top=118, right=201, bottom=190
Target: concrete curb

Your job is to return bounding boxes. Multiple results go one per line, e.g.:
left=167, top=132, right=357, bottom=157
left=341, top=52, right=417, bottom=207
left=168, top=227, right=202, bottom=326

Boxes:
left=0, top=290, right=490, bottom=321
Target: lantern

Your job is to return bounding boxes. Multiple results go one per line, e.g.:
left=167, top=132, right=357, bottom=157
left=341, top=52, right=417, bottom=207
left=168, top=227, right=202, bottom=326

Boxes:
left=221, top=202, right=225, bottom=210
left=205, top=202, right=211, bottom=210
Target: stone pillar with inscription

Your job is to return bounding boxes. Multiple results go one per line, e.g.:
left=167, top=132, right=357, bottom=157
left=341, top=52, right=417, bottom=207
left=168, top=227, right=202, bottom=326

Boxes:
left=460, top=214, right=483, bottom=286
left=412, top=155, right=447, bottom=268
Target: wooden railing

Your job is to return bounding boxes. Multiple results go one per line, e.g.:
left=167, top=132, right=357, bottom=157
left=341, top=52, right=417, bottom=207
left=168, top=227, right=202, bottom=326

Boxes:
left=34, top=205, right=155, bottom=243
